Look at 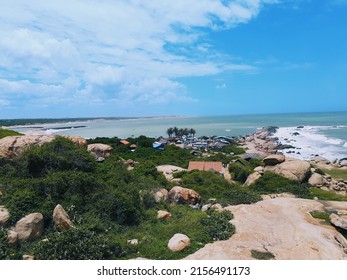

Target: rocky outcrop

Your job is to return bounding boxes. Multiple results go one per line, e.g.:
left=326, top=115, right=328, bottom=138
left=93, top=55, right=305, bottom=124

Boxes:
left=0, top=135, right=55, bottom=157
left=157, top=210, right=172, bottom=220
left=0, top=206, right=10, bottom=226
left=330, top=214, right=347, bottom=231
left=168, top=186, right=201, bottom=205
left=87, top=143, right=113, bottom=157
left=153, top=189, right=169, bottom=203
left=7, top=230, right=18, bottom=245
left=14, top=213, right=44, bottom=242
left=168, top=233, right=191, bottom=252
left=23, top=255, right=34, bottom=260
left=264, top=157, right=311, bottom=182
left=156, top=165, right=186, bottom=181
left=262, top=154, right=285, bottom=166
left=53, top=204, right=74, bottom=232
left=244, top=172, right=262, bottom=187
left=308, top=173, right=327, bottom=187
left=186, top=198, right=347, bottom=260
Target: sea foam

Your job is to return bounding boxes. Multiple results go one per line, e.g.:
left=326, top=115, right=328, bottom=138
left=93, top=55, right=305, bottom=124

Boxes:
left=272, top=126, right=347, bottom=162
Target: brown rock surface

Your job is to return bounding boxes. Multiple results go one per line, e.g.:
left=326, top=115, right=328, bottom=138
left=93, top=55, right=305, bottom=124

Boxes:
left=168, top=186, right=201, bottom=205
left=264, top=157, right=311, bottom=182
left=87, top=143, right=113, bottom=157
left=263, top=154, right=286, bottom=166
left=14, top=213, right=44, bottom=242
left=308, top=173, right=327, bottom=186
left=157, top=210, right=172, bottom=220
left=53, top=204, right=74, bottom=232
left=244, top=172, right=262, bottom=187
left=168, top=233, right=191, bottom=252
left=0, top=206, right=10, bottom=226
left=185, top=198, right=347, bottom=260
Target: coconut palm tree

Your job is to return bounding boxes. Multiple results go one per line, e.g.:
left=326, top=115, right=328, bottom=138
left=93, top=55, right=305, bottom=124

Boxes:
left=189, top=128, right=196, bottom=137
left=173, top=126, right=179, bottom=137
left=166, top=127, right=174, bottom=138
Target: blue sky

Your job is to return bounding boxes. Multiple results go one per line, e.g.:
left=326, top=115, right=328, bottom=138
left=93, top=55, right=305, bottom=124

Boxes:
left=0, top=0, right=346, bottom=118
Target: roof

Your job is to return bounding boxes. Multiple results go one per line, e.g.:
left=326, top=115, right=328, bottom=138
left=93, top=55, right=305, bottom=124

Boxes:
left=188, top=161, right=223, bottom=173
left=120, top=140, right=130, bottom=145
left=130, top=144, right=137, bottom=148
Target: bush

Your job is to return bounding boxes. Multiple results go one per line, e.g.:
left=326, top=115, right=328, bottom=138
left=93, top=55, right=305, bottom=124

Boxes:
left=228, top=161, right=252, bottom=183
left=248, top=172, right=310, bottom=198
left=200, top=211, right=235, bottom=241
left=20, top=137, right=96, bottom=177
left=33, top=228, right=112, bottom=260
left=0, top=128, right=22, bottom=139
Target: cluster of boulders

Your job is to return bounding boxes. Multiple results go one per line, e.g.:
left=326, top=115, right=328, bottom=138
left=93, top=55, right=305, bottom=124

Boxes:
left=0, top=204, right=74, bottom=259
left=0, top=134, right=114, bottom=162
left=239, top=127, right=278, bottom=155
left=244, top=154, right=347, bottom=196
left=152, top=186, right=201, bottom=206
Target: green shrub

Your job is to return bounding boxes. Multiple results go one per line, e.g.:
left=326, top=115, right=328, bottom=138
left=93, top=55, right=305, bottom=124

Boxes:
left=200, top=211, right=235, bottom=241
left=248, top=172, right=310, bottom=198
left=20, top=137, right=96, bottom=177
left=251, top=249, right=275, bottom=260
left=33, top=228, right=112, bottom=260
left=0, top=128, right=22, bottom=139
left=309, top=188, right=347, bottom=201
left=228, top=162, right=252, bottom=183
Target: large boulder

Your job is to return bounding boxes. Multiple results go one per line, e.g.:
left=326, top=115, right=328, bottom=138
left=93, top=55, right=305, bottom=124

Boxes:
left=264, top=158, right=311, bottom=182
left=87, top=143, right=113, bottom=157
left=168, top=186, right=201, bottom=205
left=14, top=213, right=44, bottom=242
left=308, top=173, right=327, bottom=187
left=244, top=172, right=262, bottom=187
left=157, top=210, right=172, bottom=220
left=263, top=154, right=286, bottom=166
left=53, top=204, right=74, bottom=232
left=0, top=135, right=55, bottom=157
left=168, top=233, right=191, bottom=252
left=330, top=214, right=347, bottom=231
left=153, top=189, right=169, bottom=203
left=7, top=230, right=18, bottom=245
left=0, top=206, right=10, bottom=227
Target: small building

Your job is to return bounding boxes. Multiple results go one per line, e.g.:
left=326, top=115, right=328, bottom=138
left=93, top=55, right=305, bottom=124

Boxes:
left=120, top=139, right=130, bottom=145
left=188, top=161, right=223, bottom=173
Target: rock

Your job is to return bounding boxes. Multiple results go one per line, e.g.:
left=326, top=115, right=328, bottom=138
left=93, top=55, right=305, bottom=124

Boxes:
left=7, top=230, right=18, bottom=245
left=87, top=144, right=113, bottom=157
left=330, top=214, right=347, bottom=230
left=312, top=156, right=330, bottom=165
left=153, top=189, right=169, bottom=203
left=168, top=186, right=201, bottom=205
left=254, top=166, right=264, bottom=173
left=96, top=157, right=105, bottom=162
left=0, top=206, right=10, bottom=227
left=308, top=173, right=327, bottom=187
left=64, top=136, right=87, bottom=148
left=0, top=190, right=3, bottom=197
left=211, top=204, right=223, bottom=211
left=168, top=233, right=191, bottom=252
left=264, top=158, right=311, bottom=182
left=156, top=165, right=186, bottom=181
left=53, top=204, right=74, bottom=232
left=185, top=198, right=347, bottom=260
left=339, top=159, right=347, bottom=167
left=157, top=210, right=172, bottom=220
left=23, top=255, right=34, bottom=260
left=262, top=154, right=286, bottom=166
left=244, top=172, right=262, bottom=187
left=127, top=239, right=139, bottom=245
left=201, top=204, right=212, bottom=212
left=0, top=135, right=55, bottom=157
left=14, top=213, right=44, bottom=242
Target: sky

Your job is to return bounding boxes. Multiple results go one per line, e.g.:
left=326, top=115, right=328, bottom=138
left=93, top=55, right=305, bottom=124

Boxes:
left=0, top=0, right=346, bottom=118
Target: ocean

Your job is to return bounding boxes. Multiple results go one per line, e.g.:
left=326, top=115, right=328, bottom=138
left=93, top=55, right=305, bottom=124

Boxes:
left=5, top=111, right=347, bottom=161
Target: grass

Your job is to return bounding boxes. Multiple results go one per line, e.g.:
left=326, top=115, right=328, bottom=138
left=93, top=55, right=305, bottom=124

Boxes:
left=310, top=211, right=331, bottom=223
left=321, top=167, right=347, bottom=181
left=309, top=188, right=347, bottom=201
left=0, top=128, right=23, bottom=139
left=251, top=250, right=275, bottom=260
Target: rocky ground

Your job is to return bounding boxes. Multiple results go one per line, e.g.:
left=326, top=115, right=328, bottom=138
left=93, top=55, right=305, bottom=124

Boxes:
left=186, top=197, right=347, bottom=260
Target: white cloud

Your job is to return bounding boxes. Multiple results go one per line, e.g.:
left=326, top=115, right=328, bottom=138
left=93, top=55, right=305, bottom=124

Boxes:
left=0, top=0, right=278, bottom=110
left=216, top=83, right=227, bottom=90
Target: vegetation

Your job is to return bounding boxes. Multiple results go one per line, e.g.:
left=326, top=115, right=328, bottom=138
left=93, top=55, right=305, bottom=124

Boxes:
left=248, top=172, right=311, bottom=198
left=320, top=167, right=347, bottom=181
left=309, top=188, right=347, bottom=201
left=0, top=128, right=23, bottom=139
left=310, top=211, right=331, bottom=223
left=166, top=127, right=196, bottom=138
left=200, top=210, right=235, bottom=241
left=251, top=250, right=275, bottom=260
left=228, top=158, right=261, bottom=183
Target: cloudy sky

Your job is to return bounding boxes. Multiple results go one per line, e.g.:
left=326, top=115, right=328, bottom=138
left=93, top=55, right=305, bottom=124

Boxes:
left=0, top=0, right=346, bottom=118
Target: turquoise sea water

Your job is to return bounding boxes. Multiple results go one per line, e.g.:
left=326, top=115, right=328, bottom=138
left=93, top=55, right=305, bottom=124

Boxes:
left=7, top=111, right=347, bottom=160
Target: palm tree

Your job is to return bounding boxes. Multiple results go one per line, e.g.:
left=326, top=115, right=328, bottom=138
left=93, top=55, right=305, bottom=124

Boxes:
left=189, top=128, right=196, bottom=138
left=183, top=128, right=189, bottom=137
left=173, top=126, right=179, bottom=137
left=166, top=127, right=174, bottom=138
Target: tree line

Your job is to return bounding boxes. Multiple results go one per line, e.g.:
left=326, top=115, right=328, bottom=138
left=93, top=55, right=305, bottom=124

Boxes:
left=166, top=127, right=196, bottom=138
